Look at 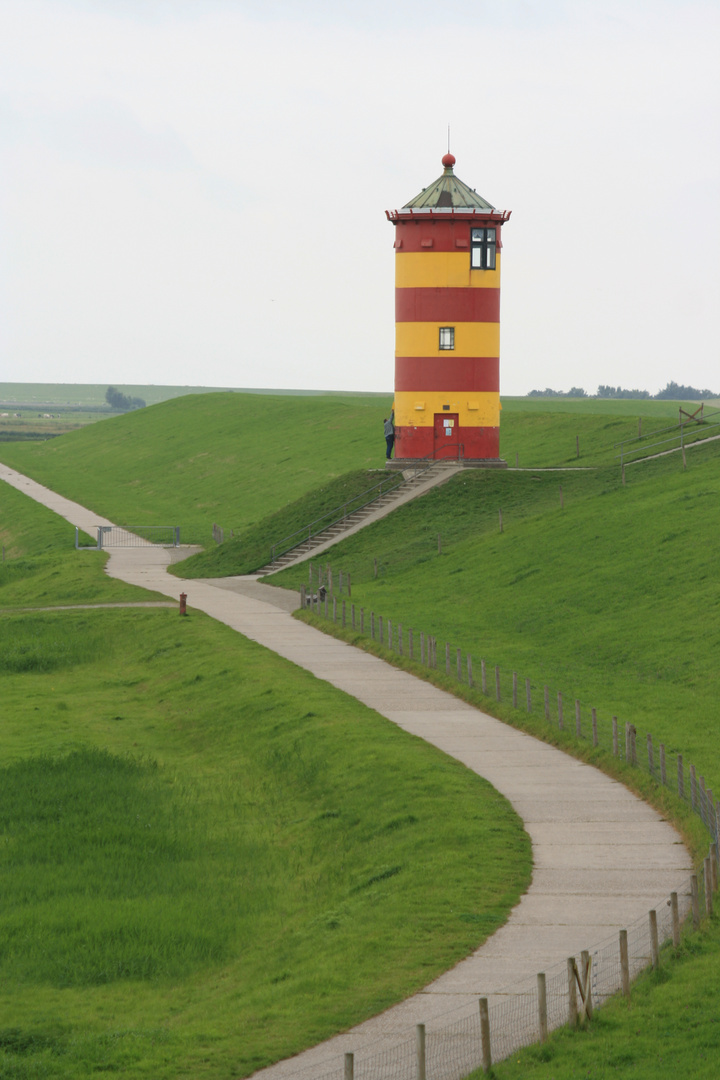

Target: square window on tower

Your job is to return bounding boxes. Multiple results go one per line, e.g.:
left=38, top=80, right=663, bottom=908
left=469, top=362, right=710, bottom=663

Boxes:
left=470, top=227, right=496, bottom=270
left=439, top=327, right=455, bottom=350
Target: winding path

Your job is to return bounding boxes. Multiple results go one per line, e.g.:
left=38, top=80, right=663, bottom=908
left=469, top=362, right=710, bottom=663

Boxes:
left=0, top=462, right=693, bottom=1077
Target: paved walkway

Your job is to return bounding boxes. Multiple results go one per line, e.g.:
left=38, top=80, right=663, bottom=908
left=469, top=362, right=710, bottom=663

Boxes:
left=0, top=462, right=693, bottom=1077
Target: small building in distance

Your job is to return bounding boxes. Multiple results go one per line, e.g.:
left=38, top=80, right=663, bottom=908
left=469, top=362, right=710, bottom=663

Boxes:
left=386, top=153, right=511, bottom=467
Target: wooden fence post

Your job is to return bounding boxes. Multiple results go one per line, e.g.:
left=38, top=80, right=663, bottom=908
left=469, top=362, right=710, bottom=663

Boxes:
left=467, top=655, right=473, bottom=687
left=416, top=1023, right=426, bottom=1080
left=324, top=595, right=328, bottom=618
left=619, top=930, right=630, bottom=999
left=445, top=642, right=451, bottom=675
left=537, top=973, right=547, bottom=1042
left=481, top=659, right=487, bottom=694
left=581, top=951, right=593, bottom=1019
left=690, top=764, right=697, bottom=811
left=300, top=585, right=306, bottom=608
left=612, top=716, right=618, bottom=756
left=567, top=957, right=578, bottom=1026
left=649, top=909, right=659, bottom=969
left=456, top=648, right=462, bottom=681
left=512, top=672, right=518, bottom=708
left=592, top=707, right=598, bottom=747
left=691, top=874, right=700, bottom=929
left=344, top=1052, right=354, bottom=1080
left=671, top=892, right=680, bottom=948
left=351, top=603, right=356, bottom=629
left=479, top=997, right=492, bottom=1072
left=495, top=666, right=501, bottom=701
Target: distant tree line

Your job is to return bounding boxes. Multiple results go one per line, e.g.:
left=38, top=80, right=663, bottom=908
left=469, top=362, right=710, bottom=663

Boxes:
left=527, top=381, right=717, bottom=400
left=105, top=387, right=146, bottom=411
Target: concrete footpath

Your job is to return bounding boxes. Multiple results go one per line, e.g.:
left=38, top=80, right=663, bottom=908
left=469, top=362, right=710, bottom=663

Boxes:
left=0, top=462, right=693, bottom=1077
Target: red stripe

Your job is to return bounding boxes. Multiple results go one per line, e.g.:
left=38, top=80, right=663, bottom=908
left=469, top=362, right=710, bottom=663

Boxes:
left=396, top=287, right=500, bottom=323
left=395, top=425, right=500, bottom=461
left=394, top=218, right=504, bottom=253
left=395, top=356, right=499, bottom=392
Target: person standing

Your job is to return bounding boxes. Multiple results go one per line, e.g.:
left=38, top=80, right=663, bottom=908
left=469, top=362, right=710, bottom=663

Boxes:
left=383, top=414, right=395, bottom=459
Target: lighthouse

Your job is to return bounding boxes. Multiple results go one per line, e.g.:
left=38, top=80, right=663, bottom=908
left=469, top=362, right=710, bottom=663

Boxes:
left=386, top=153, right=511, bottom=465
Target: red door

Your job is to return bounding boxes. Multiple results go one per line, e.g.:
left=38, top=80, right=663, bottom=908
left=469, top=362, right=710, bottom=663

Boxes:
left=433, top=413, right=459, bottom=459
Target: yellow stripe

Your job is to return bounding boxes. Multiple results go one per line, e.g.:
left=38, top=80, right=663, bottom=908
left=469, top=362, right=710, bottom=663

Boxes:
left=395, top=391, right=500, bottom=428
left=396, top=322, right=499, bottom=358
left=395, top=252, right=501, bottom=289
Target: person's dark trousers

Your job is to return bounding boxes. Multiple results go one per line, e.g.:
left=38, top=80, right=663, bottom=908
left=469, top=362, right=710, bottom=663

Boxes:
left=386, top=435, right=394, bottom=459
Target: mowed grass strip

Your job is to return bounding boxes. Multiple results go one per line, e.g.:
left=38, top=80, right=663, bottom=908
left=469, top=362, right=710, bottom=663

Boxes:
left=0, top=603, right=530, bottom=1079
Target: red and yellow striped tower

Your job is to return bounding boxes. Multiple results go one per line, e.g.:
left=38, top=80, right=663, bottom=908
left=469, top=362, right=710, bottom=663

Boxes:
left=386, top=153, right=511, bottom=466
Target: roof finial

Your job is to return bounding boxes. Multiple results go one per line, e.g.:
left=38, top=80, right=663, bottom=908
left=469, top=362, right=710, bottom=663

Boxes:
left=442, top=124, right=455, bottom=171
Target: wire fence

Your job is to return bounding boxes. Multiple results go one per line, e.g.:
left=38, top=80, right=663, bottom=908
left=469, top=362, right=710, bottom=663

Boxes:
left=295, top=578, right=719, bottom=1079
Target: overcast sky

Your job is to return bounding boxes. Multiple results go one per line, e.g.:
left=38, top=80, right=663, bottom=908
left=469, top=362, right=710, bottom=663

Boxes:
left=1, top=0, right=718, bottom=396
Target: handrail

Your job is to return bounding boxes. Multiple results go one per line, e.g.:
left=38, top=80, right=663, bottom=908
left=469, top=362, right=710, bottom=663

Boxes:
left=268, top=452, right=452, bottom=564
left=615, top=416, right=720, bottom=465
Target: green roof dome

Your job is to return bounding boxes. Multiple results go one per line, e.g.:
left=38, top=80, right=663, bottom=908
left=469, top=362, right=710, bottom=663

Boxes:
left=403, top=154, right=495, bottom=210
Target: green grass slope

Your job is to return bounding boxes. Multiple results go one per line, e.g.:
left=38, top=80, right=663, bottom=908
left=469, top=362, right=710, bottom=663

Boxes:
left=0, top=479, right=164, bottom=607
left=0, top=391, right=391, bottom=536
left=0, top=478, right=530, bottom=1079
left=270, top=442, right=720, bottom=791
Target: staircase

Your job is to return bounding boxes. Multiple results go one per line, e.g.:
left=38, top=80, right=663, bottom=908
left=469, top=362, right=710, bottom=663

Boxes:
left=255, top=462, right=459, bottom=575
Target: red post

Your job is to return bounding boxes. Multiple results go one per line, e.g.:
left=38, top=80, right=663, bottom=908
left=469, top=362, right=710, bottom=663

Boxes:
left=179, top=593, right=187, bottom=616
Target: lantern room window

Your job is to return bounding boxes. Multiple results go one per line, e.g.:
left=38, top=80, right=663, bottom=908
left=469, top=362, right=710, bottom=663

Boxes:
left=439, top=327, right=455, bottom=350
left=470, top=227, right=496, bottom=270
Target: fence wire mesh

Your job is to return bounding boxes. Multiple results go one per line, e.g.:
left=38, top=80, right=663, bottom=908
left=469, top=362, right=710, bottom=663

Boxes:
left=295, top=580, right=719, bottom=1079
left=301, top=869, right=704, bottom=1080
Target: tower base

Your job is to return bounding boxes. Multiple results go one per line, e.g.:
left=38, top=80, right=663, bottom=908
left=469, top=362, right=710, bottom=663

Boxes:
left=385, top=458, right=507, bottom=471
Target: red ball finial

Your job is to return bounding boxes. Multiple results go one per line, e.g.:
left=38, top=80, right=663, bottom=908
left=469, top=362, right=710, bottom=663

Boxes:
left=442, top=152, right=456, bottom=168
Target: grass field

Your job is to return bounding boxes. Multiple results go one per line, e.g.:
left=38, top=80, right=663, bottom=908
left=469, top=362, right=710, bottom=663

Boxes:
left=3, top=391, right=720, bottom=1077
left=0, top=478, right=530, bottom=1079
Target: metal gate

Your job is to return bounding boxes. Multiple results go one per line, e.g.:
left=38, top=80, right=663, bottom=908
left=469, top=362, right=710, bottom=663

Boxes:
left=75, top=526, right=181, bottom=549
